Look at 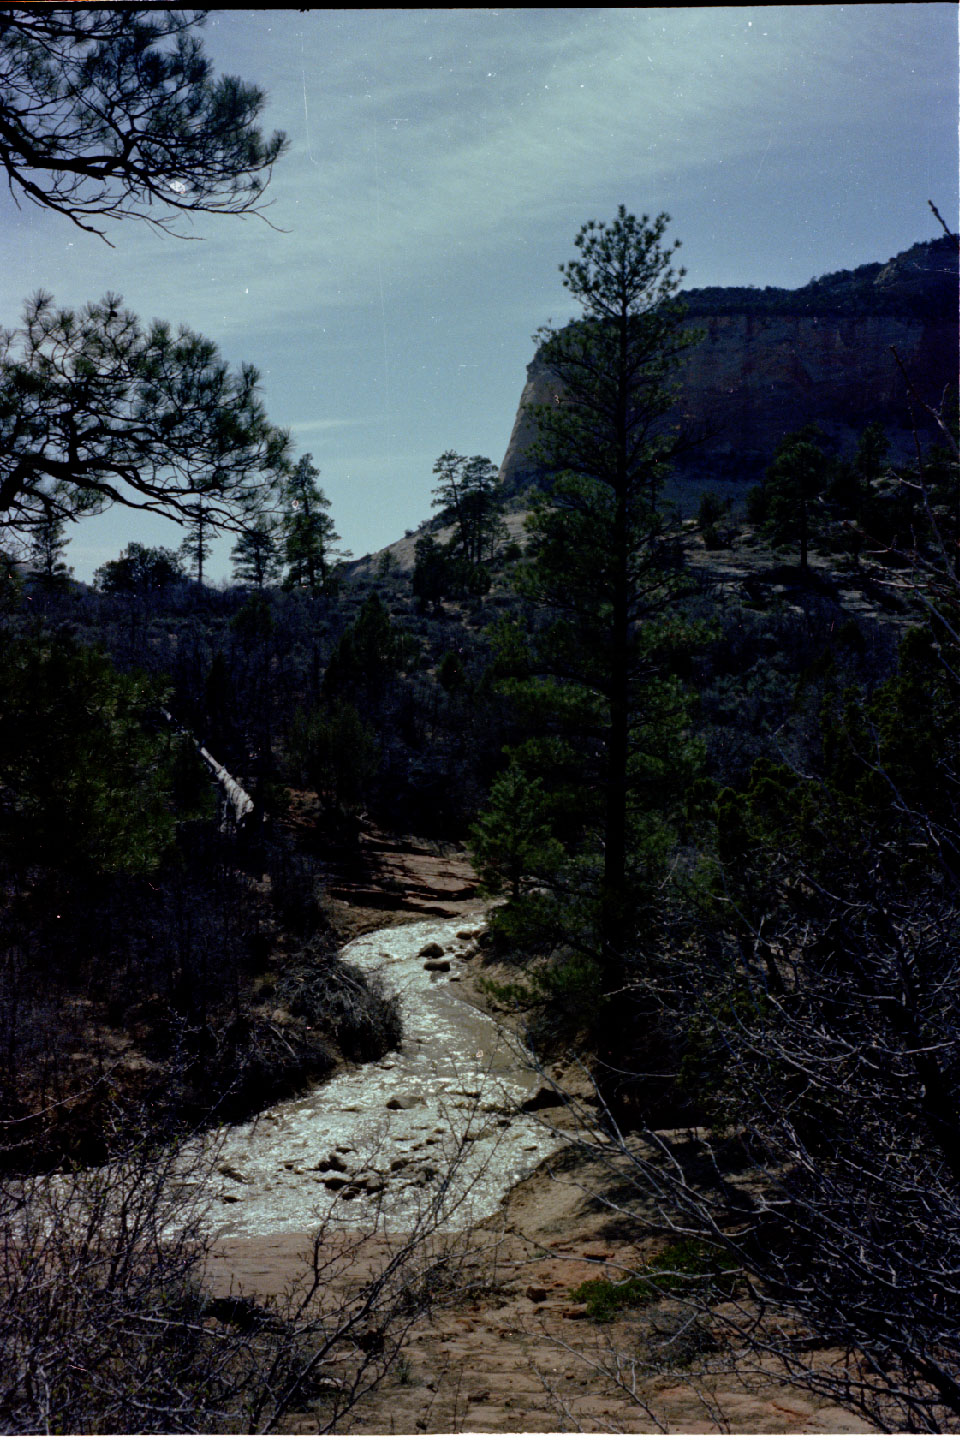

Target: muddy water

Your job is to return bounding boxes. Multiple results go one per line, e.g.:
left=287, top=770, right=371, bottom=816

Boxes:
left=202, top=915, right=561, bottom=1237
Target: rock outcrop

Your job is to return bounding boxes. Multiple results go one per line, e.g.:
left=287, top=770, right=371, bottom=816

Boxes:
left=500, top=235, right=958, bottom=497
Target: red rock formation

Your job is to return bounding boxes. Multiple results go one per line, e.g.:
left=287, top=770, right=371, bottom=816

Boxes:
left=500, top=236, right=958, bottom=495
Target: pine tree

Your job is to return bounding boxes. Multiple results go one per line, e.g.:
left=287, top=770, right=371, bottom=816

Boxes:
left=1, top=293, right=289, bottom=541
left=231, top=514, right=281, bottom=590
left=27, top=501, right=72, bottom=589
left=0, top=9, right=286, bottom=238
left=178, top=498, right=216, bottom=586
left=431, top=451, right=504, bottom=567
left=95, top=543, right=183, bottom=594
left=475, top=208, right=704, bottom=984
left=281, top=455, right=344, bottom=595
left=755, top=427, right=831, bottom=572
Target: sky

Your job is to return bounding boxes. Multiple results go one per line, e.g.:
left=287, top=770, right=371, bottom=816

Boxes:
left=1, top=5, right=957, bottom=584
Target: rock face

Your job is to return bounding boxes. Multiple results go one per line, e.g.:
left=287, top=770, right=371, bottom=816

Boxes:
left=499, top=236, right=958, bottom=497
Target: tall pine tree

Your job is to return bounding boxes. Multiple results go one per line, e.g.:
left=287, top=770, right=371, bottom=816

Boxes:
left=476, top=208, right=703, bottom=991
left=281, top=455, right=344, bottom=594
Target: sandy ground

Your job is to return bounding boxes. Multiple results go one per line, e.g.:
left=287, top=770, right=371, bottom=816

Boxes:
left=209, top=1144, right=870, bottom=1434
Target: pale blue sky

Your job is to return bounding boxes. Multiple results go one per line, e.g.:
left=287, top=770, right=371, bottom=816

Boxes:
left=1, top=6, right=956, bottom=582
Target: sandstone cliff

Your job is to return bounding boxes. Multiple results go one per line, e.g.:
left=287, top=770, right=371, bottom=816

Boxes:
left=499, top=235, right=958, bottom=497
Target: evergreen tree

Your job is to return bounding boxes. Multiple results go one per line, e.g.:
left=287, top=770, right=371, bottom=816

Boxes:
left=0, top=630, right=179, bottom=875
left=475, top=208, right=703, bottom=983
left=412, top=533, right=449, bottom=613
left=469, top=760, right=564, bottom=904
left=753, top=427, right=831, bottom=571
left=0, top=292, right=289, bottom=538
left=281, top=455, right=344, bottom=595
left=854, top=420, right=891, bottom=481
left=431, top=450, right=505, bottom=567
left=178, top=498, right=216, bottom=586
left=26, top=500, right=72, bottom=589
left=287, top=701, right=379, bottom=814
left=323, top=594, right=406, bottom=703
left=0, top=9, right=286, bottom=238
left=231, top=513, right=281, bottom=590
left=95, top=543, right=183, bottom=595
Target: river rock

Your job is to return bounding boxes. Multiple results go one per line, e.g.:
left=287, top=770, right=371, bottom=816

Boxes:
left=423, top=957, right=451, bottom=972
left=352, top=1173, right=384, bottom=1193
left=321, top=1174, right=350, bottom=1190
left=419, top=941, right=445, bottom=958
left=385, top=1093, right=424, bottom=1110
left=520, top=1084, right=565, bottom=1112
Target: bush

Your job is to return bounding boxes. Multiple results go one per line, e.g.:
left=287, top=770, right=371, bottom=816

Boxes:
left=278, top=958, right=402, bottom=1063
left=571, top=1239, right=739, bottom=1321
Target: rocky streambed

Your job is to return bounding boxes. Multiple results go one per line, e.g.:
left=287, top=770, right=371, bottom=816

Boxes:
left=201, top=914, right=563, bottom=1238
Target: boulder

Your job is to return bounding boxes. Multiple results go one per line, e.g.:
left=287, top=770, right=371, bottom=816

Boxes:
left=419, top=941, right=445, bottom=959
left=423, top=957, right=451, bottom=973
left=520, top=1084, right=566, bottom=1113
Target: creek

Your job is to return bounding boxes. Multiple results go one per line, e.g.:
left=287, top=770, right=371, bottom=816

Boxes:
left=201, top=914, right=562, bottom=1238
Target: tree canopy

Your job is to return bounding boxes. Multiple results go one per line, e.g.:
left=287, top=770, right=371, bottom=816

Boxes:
left=0, top=290, right=289, bottom=538
left=94, top=542, right=183, bottom=595
left=431, top=450, right=504, bottom=567
left=0, top=7, right=286, bottom=239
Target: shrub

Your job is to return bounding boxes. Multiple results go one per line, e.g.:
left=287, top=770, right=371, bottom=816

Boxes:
left=571, top=1239, right=739, bottom=1321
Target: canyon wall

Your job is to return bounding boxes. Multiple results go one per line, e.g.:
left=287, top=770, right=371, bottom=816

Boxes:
left=500, top=236, right=957, bottom=497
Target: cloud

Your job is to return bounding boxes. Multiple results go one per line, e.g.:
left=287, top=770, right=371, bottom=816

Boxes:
left=196, top=6, right=953, bottom=320
left=289, top=417, right=373, bottom=435
left=6, top=7, right=946, bottom=340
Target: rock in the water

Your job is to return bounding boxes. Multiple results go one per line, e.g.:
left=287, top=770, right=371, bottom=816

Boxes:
left=385, top=1093, right=424, bottom=1110
left=419, top=941, right=445, bottom=958
left=423, top=957, right=451, bottom=973
left=520, top=1084, right=565, bottom=1113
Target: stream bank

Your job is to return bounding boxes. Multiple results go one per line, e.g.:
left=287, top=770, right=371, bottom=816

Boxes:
left=202, top=909, right=564, bottom=1239
left=205, top=903, right=869, bottom=1435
